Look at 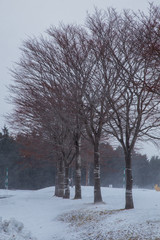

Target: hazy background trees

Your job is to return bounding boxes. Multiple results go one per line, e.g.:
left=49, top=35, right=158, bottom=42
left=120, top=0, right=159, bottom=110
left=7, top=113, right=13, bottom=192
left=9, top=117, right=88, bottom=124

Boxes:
left=0, top=127, right=159, bottom=190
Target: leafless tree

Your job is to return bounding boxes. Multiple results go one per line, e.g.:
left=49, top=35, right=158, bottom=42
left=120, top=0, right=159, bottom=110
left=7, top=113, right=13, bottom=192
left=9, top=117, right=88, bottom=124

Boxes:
left=80, top=58, right=109, bottom=203
left=109, top=10, right=160, bottom=209
left=8, top=34, right=77, bottom=199
left=85, top=8, right=121, bottom=203
left=8, top=24, right=96, bottom=200
left=87, top=7, right=160, bottom=209
left=46, top=24, right=93, bottom=199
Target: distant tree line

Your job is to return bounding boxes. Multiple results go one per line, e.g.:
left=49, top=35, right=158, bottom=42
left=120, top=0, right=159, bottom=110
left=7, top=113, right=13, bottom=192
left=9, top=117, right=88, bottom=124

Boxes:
left=0, top=127, right=159, bottom=190
left=0, top=127, right=56, bottom=189
left=7, top=3, right=160, bottom=209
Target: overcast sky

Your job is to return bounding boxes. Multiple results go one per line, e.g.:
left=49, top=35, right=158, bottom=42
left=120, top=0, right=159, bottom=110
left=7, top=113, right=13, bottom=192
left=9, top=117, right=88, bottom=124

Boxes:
left=0, top=0, right=160, bottom=158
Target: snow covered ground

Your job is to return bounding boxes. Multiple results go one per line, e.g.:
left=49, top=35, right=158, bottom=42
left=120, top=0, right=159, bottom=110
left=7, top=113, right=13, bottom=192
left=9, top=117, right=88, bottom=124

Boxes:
left=0, top=186, right=160, bottom=240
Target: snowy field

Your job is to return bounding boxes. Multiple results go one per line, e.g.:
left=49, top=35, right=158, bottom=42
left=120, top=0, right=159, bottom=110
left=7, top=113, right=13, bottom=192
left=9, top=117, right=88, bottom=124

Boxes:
left=0, top=186, right=160, bottom=240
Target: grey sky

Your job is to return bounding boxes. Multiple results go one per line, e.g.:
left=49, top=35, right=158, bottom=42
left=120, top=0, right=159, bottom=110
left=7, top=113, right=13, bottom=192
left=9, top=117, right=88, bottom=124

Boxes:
left=0, top=0, right=159, bottom=158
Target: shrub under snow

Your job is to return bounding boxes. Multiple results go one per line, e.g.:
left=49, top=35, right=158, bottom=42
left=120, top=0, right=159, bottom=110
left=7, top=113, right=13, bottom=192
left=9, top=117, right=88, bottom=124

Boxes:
left=0, top=218, right=36, bottom=240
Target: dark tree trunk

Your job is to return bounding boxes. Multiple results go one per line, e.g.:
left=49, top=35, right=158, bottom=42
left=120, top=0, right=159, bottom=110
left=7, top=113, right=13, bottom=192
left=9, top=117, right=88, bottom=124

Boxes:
left=54, top=161, right=59, bottom=196
left=125, top=152, right=134, bottom=209
left=74, top=136, right=82, bottom=199
left=55, top=158, right=64, bottom=197
left=63, top=163, right=70, bottom=199
left=85, top=163, right=90, bottom=186
left=94, top=142, right=103, bottom=203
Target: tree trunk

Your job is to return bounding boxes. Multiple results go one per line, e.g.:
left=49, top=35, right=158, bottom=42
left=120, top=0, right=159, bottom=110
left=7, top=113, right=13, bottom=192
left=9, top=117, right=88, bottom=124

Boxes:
left=94, top=142, right=103, bottom=203
left=56, top=158, right=64, bottom=197
left=86, top=167, right=89, bottom=186
left=74, top=136, right=82, bottom=199
left=125, top=152, right=134, bottom=209
left=54, top=161, right=59, bottom=196
left=85, top=161, right=91, bottom=186
left=63, top=163, right=70, bottom=199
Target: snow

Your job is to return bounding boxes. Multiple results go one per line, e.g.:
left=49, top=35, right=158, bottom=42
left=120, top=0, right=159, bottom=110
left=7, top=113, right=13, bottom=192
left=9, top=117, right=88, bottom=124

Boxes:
left=0, top=186, right=160, bottom=239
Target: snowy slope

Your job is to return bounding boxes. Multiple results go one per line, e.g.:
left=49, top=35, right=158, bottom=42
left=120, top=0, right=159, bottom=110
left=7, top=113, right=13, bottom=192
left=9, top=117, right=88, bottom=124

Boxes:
left=0, top=186, right=160, bottom=240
